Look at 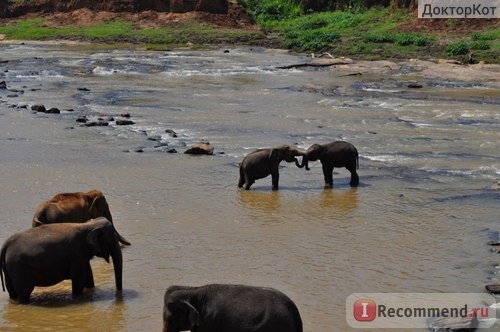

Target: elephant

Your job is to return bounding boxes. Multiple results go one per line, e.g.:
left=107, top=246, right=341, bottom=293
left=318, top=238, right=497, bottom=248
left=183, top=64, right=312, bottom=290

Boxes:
left=32, top=189, right=130, bottom=246
left=298, top=141, right=359, bottom=188
left=238, top=144, right=306, bottom=190
left=0, top=217, right=123, bottom=304
left=163, top=284, right=303, bottom=332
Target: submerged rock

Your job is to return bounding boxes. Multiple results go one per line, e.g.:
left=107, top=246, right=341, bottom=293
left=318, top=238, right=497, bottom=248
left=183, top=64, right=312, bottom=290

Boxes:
left=31, top=104, right=46, bottom=112
left=115, top=119, right=135, bottom=126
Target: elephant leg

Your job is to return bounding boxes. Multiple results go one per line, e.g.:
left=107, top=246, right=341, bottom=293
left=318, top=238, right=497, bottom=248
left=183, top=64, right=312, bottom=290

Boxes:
left=238, top=168, right=245, bottom=188
left=71, top=265, right=86, bottom=296
left=271, top=171, right=279, bottom=190
left=4, top=273, right=18, bottom=300
left=244, top=179, right=254, bottom=190
left=322, top=163, right=334, bottom=188
left=18, top=287, right=33, bottom=304
left=84, top=261, right=95, bottom=289
left=11, top=277, right=33, bottom=304
left=347, top=165, right=359, bottom=187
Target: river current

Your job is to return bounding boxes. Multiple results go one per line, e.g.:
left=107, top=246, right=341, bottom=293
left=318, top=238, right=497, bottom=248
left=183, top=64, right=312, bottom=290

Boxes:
left=0, top=43, right=499, bottom=331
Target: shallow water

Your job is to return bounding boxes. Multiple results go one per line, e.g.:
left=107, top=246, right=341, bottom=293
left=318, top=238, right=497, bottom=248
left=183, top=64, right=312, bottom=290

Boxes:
left=0, top=44, right=499, bottom=331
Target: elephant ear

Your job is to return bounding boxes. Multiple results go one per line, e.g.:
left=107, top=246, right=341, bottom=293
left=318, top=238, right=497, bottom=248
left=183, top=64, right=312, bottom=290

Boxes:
left=87, top=228, right=110, bottom=263
left=269, top=145, right=287, bottom=161
left=167, top=300, right=200, bottom=328
left=89, top=194, right=101, bottom=217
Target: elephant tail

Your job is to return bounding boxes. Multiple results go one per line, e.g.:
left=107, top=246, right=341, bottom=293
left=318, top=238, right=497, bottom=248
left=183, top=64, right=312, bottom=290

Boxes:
left=0, top=245, right=6, bottom=292
left=356, top=149, right=359, bottom=170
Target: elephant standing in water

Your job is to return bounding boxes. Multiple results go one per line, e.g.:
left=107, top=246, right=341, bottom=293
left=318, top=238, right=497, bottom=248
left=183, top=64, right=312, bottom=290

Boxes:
left=238, top=144, right=306, bottom=190
left=32, top=189, right=130, bottom=246
left=0, top=217, right=123, bottom=304
left=298, top=141, right=359, bottom=188
left=163, top=284, right=303, bottom=332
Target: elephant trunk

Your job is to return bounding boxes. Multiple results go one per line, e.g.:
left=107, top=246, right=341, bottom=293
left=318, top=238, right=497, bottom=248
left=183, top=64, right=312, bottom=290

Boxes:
left=296, top=155, right=310, bottom=170
left=115, top=229, right=131, bottom=246
left=104, top=212, right=130, bottom=246
left=111, top=242, right=123, bottom=291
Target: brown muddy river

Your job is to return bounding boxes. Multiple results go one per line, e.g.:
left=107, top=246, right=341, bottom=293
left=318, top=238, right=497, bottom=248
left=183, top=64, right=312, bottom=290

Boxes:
left=0, top=43, right=499, bottom=331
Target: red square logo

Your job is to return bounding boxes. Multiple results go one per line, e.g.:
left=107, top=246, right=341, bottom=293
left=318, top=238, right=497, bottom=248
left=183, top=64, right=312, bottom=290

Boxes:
left=353, top=299, right=376, bottom=321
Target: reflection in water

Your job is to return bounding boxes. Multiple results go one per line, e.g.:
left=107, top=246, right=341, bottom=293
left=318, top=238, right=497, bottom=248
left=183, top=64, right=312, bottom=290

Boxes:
left=2, top=294, right=125, bottom=331
left=319, top=188, right=358, bottom=212
left=0, top=260, right=126, bottom=331
left=238, top=190, right=281, bottom=213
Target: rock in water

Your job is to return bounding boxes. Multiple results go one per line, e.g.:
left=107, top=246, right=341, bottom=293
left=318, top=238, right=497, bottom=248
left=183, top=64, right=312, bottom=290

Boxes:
left=184, top=142, right=214, bottom=155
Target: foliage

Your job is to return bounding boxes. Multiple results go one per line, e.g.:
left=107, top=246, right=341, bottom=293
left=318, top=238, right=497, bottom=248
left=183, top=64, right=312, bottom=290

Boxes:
left=241, top=0, right=301, bottom=21
left=470, top=41, right=490, bottom=50
left=471, top=30, right=499, bottom=41
left=394, top=33, right=432, bottom=46
left=445, top=40, right=470, bottom=55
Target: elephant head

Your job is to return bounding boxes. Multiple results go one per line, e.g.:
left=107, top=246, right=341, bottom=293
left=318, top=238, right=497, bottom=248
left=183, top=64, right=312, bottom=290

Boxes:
left=297, top=144, right=323, bottom=171
left=269, top=145, right=306, bottom=164
left=87, top=190, right=113, bottom=223
left=163, top=296, right=200, bottom=332
left=87, top=217, right=123, bottom=292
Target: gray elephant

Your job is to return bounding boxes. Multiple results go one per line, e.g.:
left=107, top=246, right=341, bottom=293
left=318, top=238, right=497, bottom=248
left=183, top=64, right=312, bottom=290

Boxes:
left=32, top=189, right=130, bottom=246
left=238, top=144, right=306, bottom=190
left=163, top=284, right=303, bottom=332
left=0, top=217, right=122, bottom=304
left=298, top=141, right=359, bottom=188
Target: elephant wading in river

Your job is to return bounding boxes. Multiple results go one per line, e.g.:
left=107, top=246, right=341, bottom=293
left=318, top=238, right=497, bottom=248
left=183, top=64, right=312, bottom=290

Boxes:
left=163, top=284, right=303, bottom=332
left=238, top=145, right=306, bottom=190
left=298, top=141, right=359, bottom=188
left=32, top=189, right=130, bottom=246
left=0, top=217, right=123, bottom=304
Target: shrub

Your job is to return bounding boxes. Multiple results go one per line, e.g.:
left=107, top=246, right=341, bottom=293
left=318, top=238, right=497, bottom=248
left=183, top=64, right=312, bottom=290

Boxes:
left=471, top=31, right=499, bottom=41
left=395, top=33, right=432, bottom=46
left=362, top=33, right=396, bottom=43
left=243, top=0, right=301, bottom=22
left=445, top=40, right=470, bottom=55
left=470, top=41, right=490, bottom=50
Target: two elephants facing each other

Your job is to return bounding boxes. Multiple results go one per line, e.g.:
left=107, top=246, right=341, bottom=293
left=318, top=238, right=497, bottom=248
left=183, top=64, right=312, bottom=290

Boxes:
left=238, top=141, right=360, bottom=190
left=297, top=141, right=360, bottom=188
left=163, top=284, right=303, bottom=332
left=0, top=217, right=123, bottom=304
left=32, top=189, right=131, bottom=246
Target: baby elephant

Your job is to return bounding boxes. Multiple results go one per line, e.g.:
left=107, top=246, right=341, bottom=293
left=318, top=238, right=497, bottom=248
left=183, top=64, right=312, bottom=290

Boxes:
left=298, top=141, right=359, bottom=188
left=238, top=144, right=306, bottom=190
left=163, top=284, right=303, bottom=332
left=0, top=218, right=123, bottom=304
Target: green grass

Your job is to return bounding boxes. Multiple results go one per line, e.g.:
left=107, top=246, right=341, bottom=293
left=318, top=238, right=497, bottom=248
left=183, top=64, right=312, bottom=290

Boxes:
left=0, top=16, right=265, bottom=46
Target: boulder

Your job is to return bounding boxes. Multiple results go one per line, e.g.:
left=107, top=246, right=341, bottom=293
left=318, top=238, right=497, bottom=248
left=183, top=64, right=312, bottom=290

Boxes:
left=184, top=142, right=214, bottom=155
left=0, top=81, right=6, bottom=89
left=46, top=107, right=60, bottom=114
left=31, top=104, right=46, bottom=112
left=485, top=283, right=500, bottom=294
left=115, top=119, right=135, bottom=126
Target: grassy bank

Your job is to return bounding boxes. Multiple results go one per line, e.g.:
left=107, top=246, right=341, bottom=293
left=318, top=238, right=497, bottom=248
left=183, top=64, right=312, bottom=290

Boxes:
left=0, top=3, right=498, bottom=63
left=240, top=0, right=499, bottom=63
left=0, top=16, right=267, bottom=48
